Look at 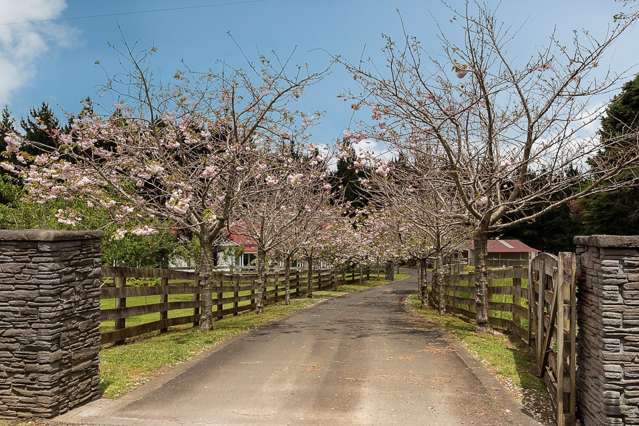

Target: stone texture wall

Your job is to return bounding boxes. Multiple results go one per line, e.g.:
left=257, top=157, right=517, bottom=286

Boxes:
left=0, top=230, right=102, bottom=419
left=575, top=235, right=639, bottom=426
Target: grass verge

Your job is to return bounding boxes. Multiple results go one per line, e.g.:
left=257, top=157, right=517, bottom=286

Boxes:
left=405, top=294, right=553, bottom=423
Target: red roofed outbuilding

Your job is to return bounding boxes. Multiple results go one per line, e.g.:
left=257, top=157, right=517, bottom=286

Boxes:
left=467, top=239, right=539, bottom=267
left=215, top=223, right=258, bottom=269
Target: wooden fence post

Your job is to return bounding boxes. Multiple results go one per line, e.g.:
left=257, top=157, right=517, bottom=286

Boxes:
left=199, top=273, right=212, bottom=330
left=359, top=264, right=363, bottom=285
left=568, top=254, right=577, bottom=424
left=160, top=276, right=169, bottom=333
left=233, top=274, right=239, bottom=316
left=527, top=256, right=534, bottom=346
left=295, top=270, right=301, bottom=297
left=512, top=267, right=522, bottom=337
left=536, top=257, right=545, bottom=364
left=114, top=272, right=126, bottom=345
left=251, top=278, right=256, bottom=310
left=556, top=253, right=566, bottom=426
left=274, top=273, right=279, bottom=302
left=193, top=276, right=201, bottom=327
left=216, top=274, right=224, bottom=320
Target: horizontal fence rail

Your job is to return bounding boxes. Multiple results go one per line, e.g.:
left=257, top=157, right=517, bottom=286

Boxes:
left=100, top=265, right=377, bottom=345
left=427, top=266, right=530, bottom=338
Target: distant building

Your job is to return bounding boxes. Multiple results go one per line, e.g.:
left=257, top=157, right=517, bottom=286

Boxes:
left=216, top=226, right=258, bottom=270
left=467, top=239, right=539, bottom=267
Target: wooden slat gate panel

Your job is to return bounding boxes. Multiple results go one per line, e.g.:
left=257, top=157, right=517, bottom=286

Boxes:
left=528, top=252, right=577, bottom=426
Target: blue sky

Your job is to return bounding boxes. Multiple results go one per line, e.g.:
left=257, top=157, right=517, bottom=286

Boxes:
left=0, top=0, right=636, bottom=144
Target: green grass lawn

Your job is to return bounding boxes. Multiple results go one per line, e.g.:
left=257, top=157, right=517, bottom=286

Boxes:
left=101, top=289, right=255, bottom=332
left=440, top=272, right=530, bottom=322
left=99, top=273, right=400, bottom=399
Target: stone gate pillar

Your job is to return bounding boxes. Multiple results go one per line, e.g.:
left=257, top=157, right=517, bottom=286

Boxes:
left=575, top=235, right=639, bottom=425
left=0, top=230, right=102, bottom=419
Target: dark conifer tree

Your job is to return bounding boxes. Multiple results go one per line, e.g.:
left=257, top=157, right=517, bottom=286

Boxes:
left=583, top=73, right=639, bottom=235
left=20, top=102, right=60, bottom=157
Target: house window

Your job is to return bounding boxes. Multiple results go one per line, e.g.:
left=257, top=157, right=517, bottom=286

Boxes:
left=242, top=253, right=256, bottom=267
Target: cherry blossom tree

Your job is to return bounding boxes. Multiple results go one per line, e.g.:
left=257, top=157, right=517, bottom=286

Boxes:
left=3, top=45, right=327, bottom=329
left=234, top=143, right=334, bottom=311
left=363, top=142, right=470, bottom=310
left=273, top=199, right=346, bottom=302
left=343, top=4, right=639, bottom=327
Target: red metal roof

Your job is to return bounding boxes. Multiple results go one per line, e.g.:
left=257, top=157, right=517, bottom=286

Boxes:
left=468, top=239, right=539, bottom=254
left=224, top=223, right=258, bottom=254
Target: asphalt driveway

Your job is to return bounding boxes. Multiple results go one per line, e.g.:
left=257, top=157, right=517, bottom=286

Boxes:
left=57, top=272, right=539, bottom=425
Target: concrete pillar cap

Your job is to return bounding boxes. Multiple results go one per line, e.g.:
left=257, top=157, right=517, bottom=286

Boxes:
left=0, top=229, right=103, bottom=242
left=574, top=235, right=639, bottom=248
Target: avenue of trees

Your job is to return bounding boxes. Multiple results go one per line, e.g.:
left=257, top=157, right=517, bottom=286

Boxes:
left=1, top=3, right=639, bottom=330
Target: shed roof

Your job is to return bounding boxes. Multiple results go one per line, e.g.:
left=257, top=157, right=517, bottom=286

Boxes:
left=468, top=239, right=539, bottom=254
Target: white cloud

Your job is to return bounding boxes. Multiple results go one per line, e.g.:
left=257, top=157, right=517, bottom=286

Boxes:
left=353, top=138, right=395, bottom=162
left=0, top=0, right=75, bottom=104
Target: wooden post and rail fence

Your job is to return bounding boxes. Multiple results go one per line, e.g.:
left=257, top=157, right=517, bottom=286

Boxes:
left=424, top=253, right=577, bottom=426
left=100, top=264, right=378, bottom=346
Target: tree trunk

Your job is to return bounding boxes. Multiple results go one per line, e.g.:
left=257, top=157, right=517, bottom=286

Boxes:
left=284, top=256, right=291, bottom=305
left=474, top=228, right=490, bottom=329
left=306, top=256, right=313, bottom=298
left=420, top=258, right=428, bottom=307
left=256, top=248, right=267, bottom=314
left=417, top=258, right=423, bottom=306
left=198, top=234, right=214, bottom=331
left=384, top=261, right=395, bottom=281
left=436, top=252, right=446, bottom=315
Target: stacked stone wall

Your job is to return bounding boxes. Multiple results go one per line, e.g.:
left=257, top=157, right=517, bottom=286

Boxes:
left=575, top=235, right=639, bottom=425
left=0, top=230, right=102, bottom=419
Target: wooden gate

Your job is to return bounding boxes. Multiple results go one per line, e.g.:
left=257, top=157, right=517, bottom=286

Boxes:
left=528, top=252, right=577, bottom=426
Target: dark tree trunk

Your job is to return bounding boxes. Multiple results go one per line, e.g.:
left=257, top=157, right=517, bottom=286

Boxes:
left=306, top=256, right=313, bottom=298
left=284, top=256, right=291, bottom=305
left=436, top=252, right=446, bottom=314
left=418, top=257, right=428, bottom=307
left=384, top=261, right=395, bottom=281
left=198, top=233, right=214, bottom=331
left=417, top=257, right=423, bottom=306
left=256, top=248, right=267, bottom=314
left=474, top=226, right=490, bottom=329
